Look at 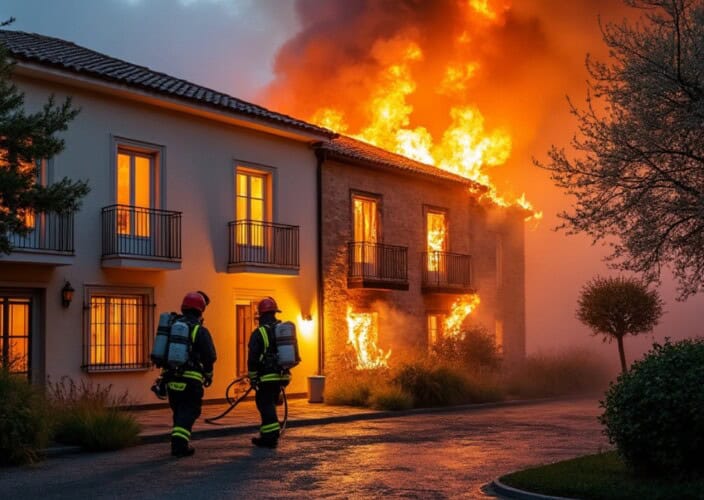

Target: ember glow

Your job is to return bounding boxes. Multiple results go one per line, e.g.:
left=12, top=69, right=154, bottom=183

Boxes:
left=444, top=294, right=481, bottom=338
left=346, top=307, right=391, bottom=370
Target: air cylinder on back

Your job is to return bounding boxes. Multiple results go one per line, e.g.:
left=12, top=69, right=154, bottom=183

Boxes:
left=275, top=321, right=301, bottom=369
left=151, top=312, right=174, bottom=367
left=166, top=319, right=190, bottom=369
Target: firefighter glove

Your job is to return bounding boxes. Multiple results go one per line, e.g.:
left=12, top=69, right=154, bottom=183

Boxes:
left=203, top=376, right=212, bottom=388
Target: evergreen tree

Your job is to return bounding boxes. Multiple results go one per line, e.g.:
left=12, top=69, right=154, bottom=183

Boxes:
left=0, top=35, right=89, bottom=253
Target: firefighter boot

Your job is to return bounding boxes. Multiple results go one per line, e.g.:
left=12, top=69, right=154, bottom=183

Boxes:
left=171, top=437, right=195, bottom=457
left=251, top=435, right=278, bottom=449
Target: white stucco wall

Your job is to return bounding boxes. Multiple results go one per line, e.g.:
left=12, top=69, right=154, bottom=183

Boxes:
left=0, top=73, right=321, bottom=404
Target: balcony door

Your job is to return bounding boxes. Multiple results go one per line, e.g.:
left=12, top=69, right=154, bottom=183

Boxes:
left=352, top=195, right=379, bottom=277
left=235, top=169, right=270, bottom=262
left=9, top=159, right=46, bottom=250
left=116, top=149, right=155, bottom=255
left=426, top=209, right=448, bottom=283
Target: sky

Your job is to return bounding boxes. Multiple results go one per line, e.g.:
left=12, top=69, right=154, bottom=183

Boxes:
left=4, top=0, right=703, bottom=368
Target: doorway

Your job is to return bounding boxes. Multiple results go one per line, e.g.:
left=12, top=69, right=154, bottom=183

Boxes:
left=235, top=302, right=257, bottom=376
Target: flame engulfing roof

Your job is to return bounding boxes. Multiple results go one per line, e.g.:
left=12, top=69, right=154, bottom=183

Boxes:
left=315, top=135, right=486, bottom=190
left=0, top=29, right=335, bottom=139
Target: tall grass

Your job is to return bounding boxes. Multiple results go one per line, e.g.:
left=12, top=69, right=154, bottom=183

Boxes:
left=0, top=369, right=51, bottom=466
left=503, top=349, right=614, bottom=398
left=47, top=377, right=141, bottom=451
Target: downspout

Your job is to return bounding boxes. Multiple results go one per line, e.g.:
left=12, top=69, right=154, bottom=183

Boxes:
left=315, top=147, right=326, bottom=376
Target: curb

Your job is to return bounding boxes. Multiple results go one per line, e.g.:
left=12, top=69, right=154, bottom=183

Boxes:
left=490, top=479, right=576, bottom=500
left=43, top=396, right=589, bottom=456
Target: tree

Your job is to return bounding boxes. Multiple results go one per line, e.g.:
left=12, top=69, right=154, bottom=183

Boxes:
left=577, top=276, right=663, bottom=373
left=0, top=34, right=89, bottom=253
left=537, top=0, right=704, bottom=299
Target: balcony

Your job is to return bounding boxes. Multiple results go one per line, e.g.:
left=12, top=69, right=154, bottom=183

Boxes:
left=348, top=242, right=409, bottom=290
left=101, top=205, right=182, bottom=270
left=228, top=220, right=299, bottom=275
left=421, top=251, right=473, bottom=294
left=0, top=212, right=75, bottom=266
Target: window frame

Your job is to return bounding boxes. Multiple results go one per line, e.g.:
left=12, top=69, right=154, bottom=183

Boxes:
left=350, top=190, right=382, bottom=244
left=110, top=136, right=164, bottom=210
left=82, top=285, right=154, bottom=373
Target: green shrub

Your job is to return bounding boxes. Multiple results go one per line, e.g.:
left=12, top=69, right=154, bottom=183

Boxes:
left=368, top=385, right=413, bottom=410
left=430, top=325, right=502, bottom=374
left=0, top=370, right=51, bottom=466
left=504, top=349, right=613, bottom=398
left=47, top=377, right=141, bottom=451
left=599, top=339, right=704, bottom=477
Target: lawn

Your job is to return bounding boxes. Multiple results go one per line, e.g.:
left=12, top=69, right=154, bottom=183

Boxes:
left=499, top=451, right=704, bottom=500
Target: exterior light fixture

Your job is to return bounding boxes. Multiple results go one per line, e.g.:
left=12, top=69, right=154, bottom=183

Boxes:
left=302, top=313, right=313, bottom=321
left=61, top=281, right=75, bottom=308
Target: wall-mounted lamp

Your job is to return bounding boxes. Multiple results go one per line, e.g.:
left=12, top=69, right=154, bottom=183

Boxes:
left=61, top=281, right=75, bottom=308
left=302, top=313, right=313, bottom=322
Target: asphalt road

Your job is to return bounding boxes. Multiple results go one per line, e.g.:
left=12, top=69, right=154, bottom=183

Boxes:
left=0, top=398, right=609, bottom=499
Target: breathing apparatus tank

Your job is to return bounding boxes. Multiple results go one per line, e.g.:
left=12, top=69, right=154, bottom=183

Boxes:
left=274, top=321, right=301, bottom=369
left=166, top=318, right=191, bottom=369
left=151, top=312, right=175, bottom=367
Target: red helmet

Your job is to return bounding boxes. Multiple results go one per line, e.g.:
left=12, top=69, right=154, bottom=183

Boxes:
left=258, top=296, right=281, bottom=314
left=181, top=292, right=207, bottom=314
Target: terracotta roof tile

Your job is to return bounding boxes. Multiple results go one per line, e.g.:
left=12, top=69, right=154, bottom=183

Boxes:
left=316, top=135, right=485, bottom=189
left=0, top=29, right=334, bottom=139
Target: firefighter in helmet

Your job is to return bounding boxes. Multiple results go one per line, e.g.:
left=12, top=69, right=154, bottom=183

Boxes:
left=248, top=296, right=290, bottom=448
left=166, top=291, right=217, bottom=457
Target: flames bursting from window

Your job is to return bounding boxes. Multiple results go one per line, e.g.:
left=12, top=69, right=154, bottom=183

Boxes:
left=443, top=294, right=481, bottom=338
left=346, top=307, right=391, bottom=370
left=427, top=211, right=446, bottom=272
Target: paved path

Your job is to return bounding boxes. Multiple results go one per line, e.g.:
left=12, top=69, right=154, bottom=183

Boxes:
left=2, top=397, right=609, bottom=499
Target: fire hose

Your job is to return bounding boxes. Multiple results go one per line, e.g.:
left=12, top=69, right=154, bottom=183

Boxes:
left=204, top=375, right=288, bottom=434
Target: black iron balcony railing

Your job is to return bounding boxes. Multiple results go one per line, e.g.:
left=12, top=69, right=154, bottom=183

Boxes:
left=101, top=205, right=182, bottom=260
left=7, top=212, right=75, bottom=254
left=348, top=241, right=409, bottom=290
left=229, top=220, right=299, bottom=269
left=421, top=251, right=472, bottom=293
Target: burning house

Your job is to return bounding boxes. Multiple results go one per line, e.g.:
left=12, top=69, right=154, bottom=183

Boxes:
left=0, top=28, right=526, bottom=405
left=315, top=136, right=526, bottom=372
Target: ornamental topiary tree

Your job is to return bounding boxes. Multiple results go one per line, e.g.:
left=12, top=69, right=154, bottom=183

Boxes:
left=599, top=339, right=704, bottom=477
left=577, top=276, right=663, bottom=373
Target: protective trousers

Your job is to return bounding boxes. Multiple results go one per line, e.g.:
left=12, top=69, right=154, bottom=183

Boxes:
left=167, top=380, right=204, bottom=453
left=255, top=381, right=281, bottom=443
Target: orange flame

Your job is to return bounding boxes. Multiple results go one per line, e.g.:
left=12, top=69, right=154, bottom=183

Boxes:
left=307, top=15, right=539, bottom=220
left=346, top=307, right=391, bottom=369
left=443, top=294, right=481, bottom=338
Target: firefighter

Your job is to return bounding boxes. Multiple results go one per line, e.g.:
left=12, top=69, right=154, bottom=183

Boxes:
left=248, top=296, right=290, bottom=448
left=166, top=291, right=217, bottom=457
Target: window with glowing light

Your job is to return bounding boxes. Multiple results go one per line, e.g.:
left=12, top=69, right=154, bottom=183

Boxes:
left=352, top=194, right=380, bottom=267
left=0, top=297, right=31, bottom=377
left=426, top=208, right=448, bottom=272
left=494, top=319, right=504, bottom=353
left=83, top=288, right=152, bottom=372
left=235, top=168, right=271, bottom=247
left=427, top=313, right=446, bottom=347
left=116, top=148, right=155, bottom=237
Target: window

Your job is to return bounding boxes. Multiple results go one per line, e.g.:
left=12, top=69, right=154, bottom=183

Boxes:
left=0, top=297, right=31, bottom=377
left=116, top=149, right=155, bottom=237
left=427, top=313, right=446, bottom=347
left=352, top=193, right=380, bottom=267
left=495, top=319, right=504, bottom=353
left=426, top=208, right=447, bottom=272
left=83, top=287, right=153, bottom=372
left=235, top=167, right=271, bottom=247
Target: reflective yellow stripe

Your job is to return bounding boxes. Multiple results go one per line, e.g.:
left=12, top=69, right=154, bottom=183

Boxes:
left=258, top=326, right=269, bottom=350
left=167, top=382, right=187, bottom=391
left=190, top=324, right=200, bottom=343
left=172, top=426, right=191, bottom=437
left=260, top=373, right=290, bottom=382
left=261, top=422, right=281, bottom=434
left=182, top=371, right=204, bottom=383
